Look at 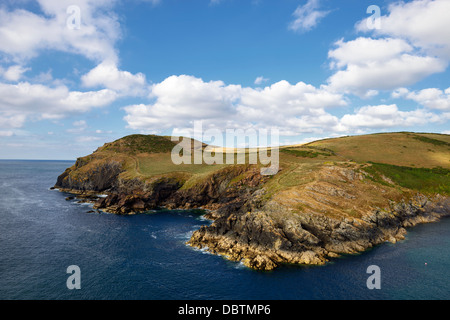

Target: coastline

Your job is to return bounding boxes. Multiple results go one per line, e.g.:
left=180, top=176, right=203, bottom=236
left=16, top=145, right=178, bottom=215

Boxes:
left=53, top=184, right=450, bottom=271
left=51, top=133, right=450, bottom=271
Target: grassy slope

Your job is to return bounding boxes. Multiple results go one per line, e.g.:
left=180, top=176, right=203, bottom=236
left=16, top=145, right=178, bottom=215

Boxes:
left=306, top=132, right=450, bottom=168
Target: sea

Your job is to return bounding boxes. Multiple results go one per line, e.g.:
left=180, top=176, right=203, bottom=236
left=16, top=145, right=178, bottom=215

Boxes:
left=0, top=160, right=449, bottom=300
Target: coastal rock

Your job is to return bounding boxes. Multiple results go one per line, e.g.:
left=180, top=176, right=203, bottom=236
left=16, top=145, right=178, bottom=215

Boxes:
left=188, top=194, right=450, bottom=270
left=243, top=255, right=277, bottom=271
left=56, top=159, right=123, bottom=192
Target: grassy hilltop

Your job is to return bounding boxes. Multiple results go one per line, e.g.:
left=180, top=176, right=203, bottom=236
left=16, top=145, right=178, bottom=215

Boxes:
left=64, top=131, right=450, bottom=196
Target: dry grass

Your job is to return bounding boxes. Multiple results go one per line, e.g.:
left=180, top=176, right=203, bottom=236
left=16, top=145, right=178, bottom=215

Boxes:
left=306, top=132, right=450, bottom=168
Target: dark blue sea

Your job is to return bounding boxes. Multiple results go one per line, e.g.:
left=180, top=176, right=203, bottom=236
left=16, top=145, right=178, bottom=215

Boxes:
left=0, top=160, right=449, bottom=300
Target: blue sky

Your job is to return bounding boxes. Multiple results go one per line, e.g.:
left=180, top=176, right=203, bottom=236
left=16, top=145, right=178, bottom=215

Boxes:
left=0, top=0, right=449, bottom=159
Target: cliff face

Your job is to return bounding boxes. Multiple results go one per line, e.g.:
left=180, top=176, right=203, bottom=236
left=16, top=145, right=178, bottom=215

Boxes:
left=188, top=194, right=449, bottom=270
left=56, top=159, right=123, bottom=192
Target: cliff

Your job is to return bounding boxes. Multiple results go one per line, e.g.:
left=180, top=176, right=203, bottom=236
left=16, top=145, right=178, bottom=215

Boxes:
left=54, top=132, right=450, bottom=270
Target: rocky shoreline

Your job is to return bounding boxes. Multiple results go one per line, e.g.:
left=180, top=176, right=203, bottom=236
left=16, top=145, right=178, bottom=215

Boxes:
left=54, top=162, right=450, bottom=271
left=188, top=194, right=450, bottom=270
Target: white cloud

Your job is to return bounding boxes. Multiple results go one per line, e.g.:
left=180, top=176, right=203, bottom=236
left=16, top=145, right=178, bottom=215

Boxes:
left=239, top=81, right=345, bottom=124
left=337, top=104, right=442, bottom=132
left=0, top=82, right=117, bottom=126
left=254, top=76, right=269, bottom=85
left=0, top=113, right=27, bottom=129
left=124, top=75, right=346, bottom=136
left=0, top=1, right=152, bottom=132
left=81, top=61, right=147, bottom=96
left=356, top=0, right=450, bottom=60
left=289, top=0, right=330, bottom=33
left=327, top=37, right=447, bottom=96
left=328, top=37, right=413, bottom=69
left=124, top=75, right=242, bottom=132
left=393, top=87, right=450, bottom=111
left=0, top=1, right=152, bottom=131
left=0, top=0, right=120, bottom=63
left=328, top=1, right=450, bottom=97
left=1, top=65, right=30, bottom=81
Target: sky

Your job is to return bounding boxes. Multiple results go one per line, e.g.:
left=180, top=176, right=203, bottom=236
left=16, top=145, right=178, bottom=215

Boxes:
left=0, top=0, right=449, bottom=160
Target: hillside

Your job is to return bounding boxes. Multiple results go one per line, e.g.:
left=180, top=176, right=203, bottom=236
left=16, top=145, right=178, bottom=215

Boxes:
left=54, top=132, right=450, bottom=270
left=306, top=132, right=450, bottom=168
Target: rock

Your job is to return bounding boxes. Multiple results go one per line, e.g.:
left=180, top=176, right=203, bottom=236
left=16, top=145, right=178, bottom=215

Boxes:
left=188, top=194, right=450, bottom=270
left=55, top=160, right=123, bottom=192
left=243, top=255, right=277, bottom=271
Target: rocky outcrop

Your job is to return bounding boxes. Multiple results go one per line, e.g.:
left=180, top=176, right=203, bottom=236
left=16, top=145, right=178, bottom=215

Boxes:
left=56, top=159, right=123, bottom=192
left=91, top=177, right=183, bottom=214
left=188, top=196, right=450, bottom=270
left=188, top=194, right=450, bottom=270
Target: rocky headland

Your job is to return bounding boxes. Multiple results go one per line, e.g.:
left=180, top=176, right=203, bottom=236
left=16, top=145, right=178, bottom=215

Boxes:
left=54, top=133, right=450, bottom=270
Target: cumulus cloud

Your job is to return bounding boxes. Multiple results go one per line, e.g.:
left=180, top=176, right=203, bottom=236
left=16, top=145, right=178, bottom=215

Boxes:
left=356, top=0, right=450, bottom=60
left=289, top=0, right=330, bottom=33
left=124, top=75, right=346, bottom=136
left=327, top=37, right=447, bottom=96
left=0, top=1, right=142, bottom=129
left=327, top=1, right=450, bottom=97
left=0, top=82, right=117, bottom=126
left=0, top=0, right=120, bottom=63
left=124, top=75, right=446, bottom=137
left=1, top=65, right=30, bottom=81
left=328, top=37, right=413, bottom=69
left=393, top=87, right=450, bottom=111
left=124, top=75, right=242, bottom=132
left=238, top=80, right=345, bottom=123
left=0, top=113, right=27, bottom=129
left=81, top=61, right=147, bottom=96
left=337, top=104, right=442, bottom=132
